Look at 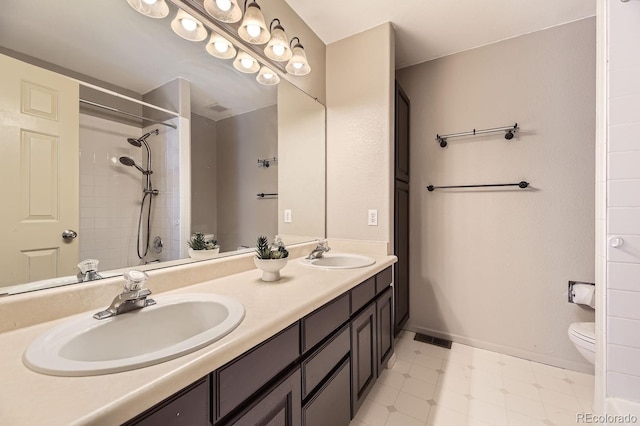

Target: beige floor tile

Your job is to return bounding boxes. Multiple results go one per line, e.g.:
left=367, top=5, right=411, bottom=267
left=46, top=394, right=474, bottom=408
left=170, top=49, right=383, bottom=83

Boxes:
left=368, top=382, right=400, bottom=406
left=469, top=382, right=507, bottom=407
left=389, top=359, right=412, bottom=375
left=531, top=362, right=568, bottom=381
left=470, top=369, right=504, bottom=389
left=544, top=405, right=581, bottom=425
left=468, top=399, right=509, bottom=426
left=471, top=357, right=503, bottom=375
left=506, top=411, right=549, bottom=426
left=505, top=393, right=547, bottom=420
left=409, top=363, right=440, bottom=385
left=414, top=353, right=444, bottom=370
left=395, top=345, right=418, bottom=364
left=500, top=354, right=533, bottom=371
left=349, top=419, right=371, bottom=426
left=433, top=387, right=470, bottom=414
left=535, top=374, right=575, bottom=396
left=427, top=405, right=468, bottom=426
left=503, top=365, right=537, bottom=383
left=394, top=391, right=431, bottom=422
left=539, top=388, right=583, bottom=412
left=355, top=399, right=390, bottom=426
left=502, top=377, right=542, bottom=401
left=437, top=373, right=471, bottom=395
left=565, top=370, right=595, bottom=387
left=379, top=369, right=406, bottom=390
left=385, top=411, right=426, bottom=426
left=402, top=377, right=437, bottom=401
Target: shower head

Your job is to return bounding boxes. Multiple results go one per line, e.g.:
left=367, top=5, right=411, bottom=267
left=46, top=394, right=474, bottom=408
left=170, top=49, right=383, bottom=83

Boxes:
left=127, top=129, right=159, bottom=147
left=119, top=156, right=146, bottom=173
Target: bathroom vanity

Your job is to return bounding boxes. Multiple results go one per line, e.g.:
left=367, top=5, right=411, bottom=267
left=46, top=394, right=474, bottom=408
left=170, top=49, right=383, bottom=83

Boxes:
left=0, top=248, right=396, bottom=425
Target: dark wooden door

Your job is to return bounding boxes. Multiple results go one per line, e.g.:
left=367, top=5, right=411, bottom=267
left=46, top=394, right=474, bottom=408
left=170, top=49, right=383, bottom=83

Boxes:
left=394, top=81, right=410, bottom=337
left=377, top=286, right=394, bottom=374
left=351, top=303, right=377, bottom=416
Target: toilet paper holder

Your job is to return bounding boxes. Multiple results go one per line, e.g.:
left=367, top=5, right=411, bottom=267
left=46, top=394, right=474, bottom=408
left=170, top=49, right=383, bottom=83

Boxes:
left=568, top=280, right=595, bottom=303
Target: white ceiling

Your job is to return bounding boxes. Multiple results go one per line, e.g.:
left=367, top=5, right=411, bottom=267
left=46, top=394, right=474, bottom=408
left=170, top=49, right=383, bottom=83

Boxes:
left=285, top=0, right=597, bottom=69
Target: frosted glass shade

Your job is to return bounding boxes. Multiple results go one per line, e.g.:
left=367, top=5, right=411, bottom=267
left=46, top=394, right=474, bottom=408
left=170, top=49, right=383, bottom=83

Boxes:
left=264, top=25, right=292, bottom=61
left=256, top=66, right=280, bottom=85
left=171, top=10, right=207, bottom=42
left=238, top=2, right=270, bottom=45
left=233, top=51, right=260, bottom=74
left=206, top=32, right=236, bottom=59
left=285, top=43, right=311, bottom=76
left=203, top=0, right=242, bottom=23
left=126, top=0, right=169, bottom=18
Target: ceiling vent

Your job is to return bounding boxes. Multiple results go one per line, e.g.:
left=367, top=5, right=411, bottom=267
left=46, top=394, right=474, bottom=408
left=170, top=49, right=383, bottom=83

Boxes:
left=207, top=103, right=229, bottom=113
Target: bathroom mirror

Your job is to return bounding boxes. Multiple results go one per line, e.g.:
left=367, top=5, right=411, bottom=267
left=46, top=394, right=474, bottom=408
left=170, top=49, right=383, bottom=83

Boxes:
left=0, top=0, right=325, bottom=295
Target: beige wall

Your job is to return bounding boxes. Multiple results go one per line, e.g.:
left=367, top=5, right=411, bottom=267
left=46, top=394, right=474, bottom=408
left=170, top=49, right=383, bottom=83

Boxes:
left=216, top=106, right=278, bottom=251
left=326, top=23, right=395, bottom=246
left=191, top=113, right=218, bottom=238
left=277, top=81, right=325, bottom=240
left=397, top=18, right=597, bottom=371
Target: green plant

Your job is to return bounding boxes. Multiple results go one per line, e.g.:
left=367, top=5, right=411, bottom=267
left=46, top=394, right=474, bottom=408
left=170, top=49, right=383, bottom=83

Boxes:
left=188, top=232, right=219, bottom=250
left=255, top=236, right=289, bottom=259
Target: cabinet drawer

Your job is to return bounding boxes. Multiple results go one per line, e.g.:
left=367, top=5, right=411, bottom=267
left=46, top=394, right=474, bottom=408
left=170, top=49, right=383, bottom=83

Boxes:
left=375, top=267, right=392, bottom=295
left=302, top=293, right=350, bottom=353
left=217, top=323, right=300, bottom=420
left=350, top=277, right=376, bottom=314
left=301, top=324, right=350, bottom=398
left=126, top=376, right=210, bottom=426
left=302, top=358, right=351, bottom=426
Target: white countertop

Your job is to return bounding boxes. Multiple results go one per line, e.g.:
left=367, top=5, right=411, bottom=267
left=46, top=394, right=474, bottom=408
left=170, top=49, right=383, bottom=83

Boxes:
left=0, top=253, right=396, bottom=426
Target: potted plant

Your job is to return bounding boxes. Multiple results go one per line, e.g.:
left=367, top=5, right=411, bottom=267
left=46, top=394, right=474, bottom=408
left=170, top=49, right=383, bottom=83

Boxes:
left=187, top=232, right=220, bottom=260
left=254, top=236, right=289, bottom=281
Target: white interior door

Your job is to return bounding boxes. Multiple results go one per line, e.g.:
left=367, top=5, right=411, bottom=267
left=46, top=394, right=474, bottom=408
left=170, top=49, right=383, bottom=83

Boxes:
left=0, top=53, right=79, bottom=288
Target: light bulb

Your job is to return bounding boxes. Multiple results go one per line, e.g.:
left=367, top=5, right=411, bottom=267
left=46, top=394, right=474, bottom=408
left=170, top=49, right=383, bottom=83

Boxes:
left=293, top=62, right=303, bottom=69
left=246, top=24, right=261, bottom=38
left=241, top=58, right=254, bottom=69
left=142, top=0, right=158, bottom=4
left=264, top=72, right=274, bottom=79
left=215, top=0, right=232, bottom=11
left=272, top=45, right=285, bottom=56
left=214, top=41, right=229, bottom=53
left=181, top=18, right=197, bottom=32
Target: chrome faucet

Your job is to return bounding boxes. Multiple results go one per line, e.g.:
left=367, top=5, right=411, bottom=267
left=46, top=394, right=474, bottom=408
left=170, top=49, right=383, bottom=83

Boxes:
left=93, top=270, right=156, bottom=320
left=306, top=240, right=331, bottom=260
left=77, top=259, right=102, bottom=283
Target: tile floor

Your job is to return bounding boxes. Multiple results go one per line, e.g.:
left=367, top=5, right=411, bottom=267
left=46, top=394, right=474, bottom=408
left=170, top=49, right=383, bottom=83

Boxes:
left=350, top=331, right=595, bottom=426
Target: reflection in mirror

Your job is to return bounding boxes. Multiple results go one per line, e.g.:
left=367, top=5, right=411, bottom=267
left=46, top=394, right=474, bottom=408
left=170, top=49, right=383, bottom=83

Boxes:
left=0, top=0, right=325, bottom=296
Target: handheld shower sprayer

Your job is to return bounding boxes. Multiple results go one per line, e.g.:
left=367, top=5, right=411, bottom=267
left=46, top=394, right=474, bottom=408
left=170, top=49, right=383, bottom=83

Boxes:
left=118, top=156, right=150, bottom=174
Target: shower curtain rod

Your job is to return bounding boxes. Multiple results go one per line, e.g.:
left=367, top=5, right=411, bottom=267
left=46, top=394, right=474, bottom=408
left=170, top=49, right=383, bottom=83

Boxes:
left=426, top=181, right=530, bottom=191
left=79, top=99, right=178, bottom=129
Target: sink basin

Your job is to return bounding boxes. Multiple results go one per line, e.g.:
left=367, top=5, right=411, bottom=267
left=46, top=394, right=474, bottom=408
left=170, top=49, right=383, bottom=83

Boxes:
left=301, top=253, right=376, bottom=269
left=23, top=293, right=245, bottom=376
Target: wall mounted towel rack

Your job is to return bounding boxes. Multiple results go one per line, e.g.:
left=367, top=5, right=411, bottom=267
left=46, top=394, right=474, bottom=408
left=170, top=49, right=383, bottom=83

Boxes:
left=436, top=123, right=518, bottom=147
left=257, top=192, right=278, bottom=198
left=427, top=181, right=529, bottom=192
left=257, top=157, right=277, bottom=168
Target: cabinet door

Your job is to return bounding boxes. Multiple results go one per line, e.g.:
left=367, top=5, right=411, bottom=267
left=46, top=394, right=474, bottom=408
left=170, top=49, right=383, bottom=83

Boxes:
left=351, top=303, right=377, bottom=415
left=394, top=179, right=410, bottom=336
left=302, top=358, right=351, bottom=426
left=377, top=287, right=394, bottom=375
left=126, top=376, right=211, bottom=426
left=230, top=368, right=301, bottom=426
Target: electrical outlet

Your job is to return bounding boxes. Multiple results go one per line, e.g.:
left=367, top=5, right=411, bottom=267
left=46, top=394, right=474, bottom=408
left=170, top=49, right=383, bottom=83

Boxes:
left=368, top=209, right=378, bottom=226
left=284, top=209, right=292, bottom=223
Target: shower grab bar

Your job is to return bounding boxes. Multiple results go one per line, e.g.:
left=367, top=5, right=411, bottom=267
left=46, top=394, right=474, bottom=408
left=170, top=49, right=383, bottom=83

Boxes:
left=427, top=181, right=529, bottom=192
left=436, top=123, right=518, bottom=147
left=79, top=99, right=178, bottom=129
left=257, top=192, right=278, bottom=198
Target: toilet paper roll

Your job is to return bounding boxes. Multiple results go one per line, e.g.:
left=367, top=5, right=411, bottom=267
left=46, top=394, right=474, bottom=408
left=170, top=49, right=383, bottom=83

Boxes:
left=572, top=284, right=596, bottom=309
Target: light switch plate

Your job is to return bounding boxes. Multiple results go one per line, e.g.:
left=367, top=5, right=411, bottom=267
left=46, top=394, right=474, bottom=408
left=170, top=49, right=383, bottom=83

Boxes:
left=284, top=209, right=292, bottom=223
left=368, top=209, right=378, bottom=226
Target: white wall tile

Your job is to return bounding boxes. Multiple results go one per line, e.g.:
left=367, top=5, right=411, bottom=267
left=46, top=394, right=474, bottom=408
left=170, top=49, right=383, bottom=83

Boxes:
left=608, top=317, right=640, bottom=348
left=608, top=290, right=640, bottom=320
left=608, top=208, right=640, bottom=235
left=608, top=262, right=640, bottom=291
left=608, top=152, right=640, bottom=179
left=606, top=235, right=640, bottom=263
left=608, top=344, right=640, bottom=376
left=610, top=66, right=640, bottom=98
left=609, top=123, right=640, bottom=154
left=608, top=180, right=640, bottom=207
left=608, top=371, right=640, bottom=402
left=609, top=94, right=640, bottom=126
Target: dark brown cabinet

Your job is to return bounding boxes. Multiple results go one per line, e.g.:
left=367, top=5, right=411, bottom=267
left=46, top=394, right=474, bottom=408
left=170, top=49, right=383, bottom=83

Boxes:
left=302, top=358, right=351, bottom=426
left=377, top=286, right=394, bottom=376
left=350, top=302, right=377, bottom=414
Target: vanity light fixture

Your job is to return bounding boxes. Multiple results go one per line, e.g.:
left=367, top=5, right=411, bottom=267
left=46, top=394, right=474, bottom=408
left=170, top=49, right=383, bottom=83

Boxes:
left=206, top=32, right=237, bottom=59
left=285, top=37, right=311, bottom=76
left=126, top=0, right=169, bottom=18
left=233, top=51, right=260, bottom=73
left=264, top=19, right=292, bottom=62
left=203, top=0, right=242, bottom=23
left=238, top=0, right=270, bottom=45
left=171, top=9, right=208, bottom=42
left=256, top=66, right=280, bottom=85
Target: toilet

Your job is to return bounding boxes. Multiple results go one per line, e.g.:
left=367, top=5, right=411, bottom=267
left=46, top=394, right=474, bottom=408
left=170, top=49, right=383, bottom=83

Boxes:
left=568, top=322, right=595, bottom=365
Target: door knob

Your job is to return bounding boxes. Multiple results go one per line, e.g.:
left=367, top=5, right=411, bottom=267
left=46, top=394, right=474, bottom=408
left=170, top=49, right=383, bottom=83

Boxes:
left=62, top=230, right=78, bottom=240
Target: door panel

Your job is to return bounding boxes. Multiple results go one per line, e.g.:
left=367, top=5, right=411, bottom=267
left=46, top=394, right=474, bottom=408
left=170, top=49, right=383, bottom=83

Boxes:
left=0, top=53, right=79, bottom=288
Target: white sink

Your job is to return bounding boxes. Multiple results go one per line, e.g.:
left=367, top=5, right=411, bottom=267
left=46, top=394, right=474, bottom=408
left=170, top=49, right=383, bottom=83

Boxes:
left=23, top=293, right=245, bottom=376
left=301, top=253, right=376, bottom=269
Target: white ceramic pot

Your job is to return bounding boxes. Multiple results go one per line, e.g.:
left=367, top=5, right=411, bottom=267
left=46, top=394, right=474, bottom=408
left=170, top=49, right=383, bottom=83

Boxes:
left=254, top=257, right=288, bottom=282
left=188, top=247, right=220, bottom=260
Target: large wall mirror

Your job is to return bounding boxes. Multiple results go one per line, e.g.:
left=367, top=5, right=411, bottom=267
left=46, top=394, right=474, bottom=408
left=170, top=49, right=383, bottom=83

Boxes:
left=0, top=0, right=325, bottom=295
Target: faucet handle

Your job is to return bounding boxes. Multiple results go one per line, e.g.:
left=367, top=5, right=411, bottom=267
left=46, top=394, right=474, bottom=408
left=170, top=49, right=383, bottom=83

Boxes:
left=78, top=259, right=99, bottom=274
left=123, top=270, right=148, bottom=291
